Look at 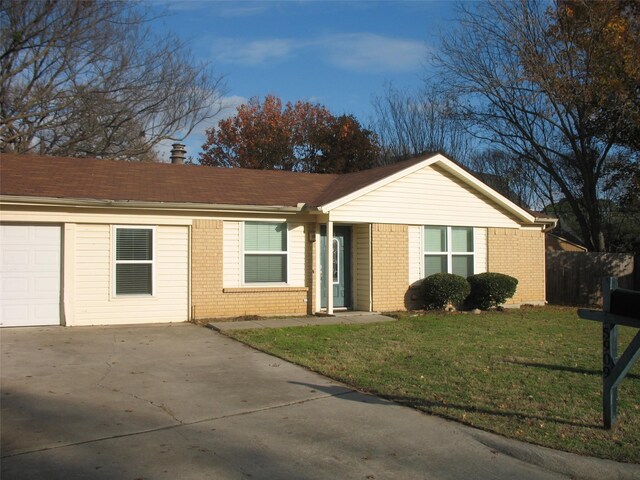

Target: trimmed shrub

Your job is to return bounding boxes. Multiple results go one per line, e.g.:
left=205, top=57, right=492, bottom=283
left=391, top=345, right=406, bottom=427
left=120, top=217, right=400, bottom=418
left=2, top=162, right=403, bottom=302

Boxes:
left=466, top=272, right=518, bottom=310
left=422, top=273, right=470, bottom=310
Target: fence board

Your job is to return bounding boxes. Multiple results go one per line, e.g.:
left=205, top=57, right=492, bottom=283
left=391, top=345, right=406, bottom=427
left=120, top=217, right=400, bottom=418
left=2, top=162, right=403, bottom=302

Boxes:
left=546, top=252, right=635, bottom=306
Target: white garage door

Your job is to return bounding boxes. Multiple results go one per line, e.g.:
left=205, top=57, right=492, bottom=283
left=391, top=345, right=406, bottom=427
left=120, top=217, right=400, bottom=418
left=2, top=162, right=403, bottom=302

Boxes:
left=0, top=225, right=61, bottom=327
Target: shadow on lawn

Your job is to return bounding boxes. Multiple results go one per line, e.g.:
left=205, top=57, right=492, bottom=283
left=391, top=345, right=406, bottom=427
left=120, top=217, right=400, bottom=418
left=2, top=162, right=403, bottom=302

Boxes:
left=290, top=381, right=602, bottom=429
left=504, top=360, right=640, bottom=381
left=387, top=395, right=603, bottom=430
left=288, top=381, right=392, bottom=406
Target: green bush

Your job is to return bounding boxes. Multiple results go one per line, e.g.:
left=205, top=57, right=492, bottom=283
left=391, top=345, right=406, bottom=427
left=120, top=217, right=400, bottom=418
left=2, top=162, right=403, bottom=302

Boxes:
left=422, top=273, right=470, bottom=310
left=466, top=272, right=518, bottom=310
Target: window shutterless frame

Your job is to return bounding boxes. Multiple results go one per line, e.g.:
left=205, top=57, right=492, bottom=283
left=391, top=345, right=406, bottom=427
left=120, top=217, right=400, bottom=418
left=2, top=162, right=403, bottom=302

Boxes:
left=112, top=226, right=155, bottom=297
left=423, top=226, right=474, bottom=278
left=242, top=221, right=289, bottom=284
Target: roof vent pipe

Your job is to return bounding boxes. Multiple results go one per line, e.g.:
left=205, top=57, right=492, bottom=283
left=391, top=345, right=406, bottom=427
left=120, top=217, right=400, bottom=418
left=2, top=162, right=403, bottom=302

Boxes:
left=170, top=143, right=187, bottom=164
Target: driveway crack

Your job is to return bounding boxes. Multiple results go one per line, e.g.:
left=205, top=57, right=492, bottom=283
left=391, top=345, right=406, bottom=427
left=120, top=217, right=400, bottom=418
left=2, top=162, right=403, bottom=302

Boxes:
left=93, top=332, right=183, bottom=424
left=1, top=390, right=352, bottom=459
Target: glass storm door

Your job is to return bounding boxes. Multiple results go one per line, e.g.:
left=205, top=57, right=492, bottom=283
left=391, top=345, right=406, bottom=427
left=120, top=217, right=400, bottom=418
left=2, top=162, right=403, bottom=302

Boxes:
left=320, top=226, right=351, bottom=308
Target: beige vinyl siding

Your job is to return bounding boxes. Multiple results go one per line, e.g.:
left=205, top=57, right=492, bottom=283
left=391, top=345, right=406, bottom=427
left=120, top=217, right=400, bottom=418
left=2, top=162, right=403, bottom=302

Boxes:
left=223, top=221, right=241, bottom=288
left=408, top=225, right=422, bottom=285
left=474, top=228, right=487, bottom=275
left=73, top=224, right=188, bottom=325
left=223, top=221, right=305, bottom=288
left=330, top=164, right=521, bottom=228
left=352, top=224, right=371, bottom=311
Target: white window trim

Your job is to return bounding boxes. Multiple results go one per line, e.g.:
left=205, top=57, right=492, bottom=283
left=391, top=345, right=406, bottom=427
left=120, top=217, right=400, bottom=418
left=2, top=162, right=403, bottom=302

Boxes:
left=111, top=225, right=156, bottom=297
left=422, top=226, right=475, bottom=277
left=241, top=221, right=290, bottom=286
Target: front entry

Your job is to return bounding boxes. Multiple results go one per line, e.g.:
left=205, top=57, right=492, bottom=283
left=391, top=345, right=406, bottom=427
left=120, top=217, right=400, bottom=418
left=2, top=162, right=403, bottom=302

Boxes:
left=320, top=226, right=351, bottom=309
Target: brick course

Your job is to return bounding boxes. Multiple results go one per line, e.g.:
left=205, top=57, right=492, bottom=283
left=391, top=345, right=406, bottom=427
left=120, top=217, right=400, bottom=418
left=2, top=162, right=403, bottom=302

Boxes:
left=371, top=224, right=409, bottom=311
left=191, top=219, right=313, bottom=319
left=487, top=227, right=546, bottom=305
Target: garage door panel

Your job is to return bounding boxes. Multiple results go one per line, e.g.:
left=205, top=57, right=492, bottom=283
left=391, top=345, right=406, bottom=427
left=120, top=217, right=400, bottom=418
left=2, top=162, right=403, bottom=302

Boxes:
left=1, top=250, right=29, bottom=270
left=34, top=303, right=58, bottom=318
left=1, top=277, right=29, bottom=298
left=35, top=250, right=59, bottom=267
left=0, top=225, right=61, bottom=327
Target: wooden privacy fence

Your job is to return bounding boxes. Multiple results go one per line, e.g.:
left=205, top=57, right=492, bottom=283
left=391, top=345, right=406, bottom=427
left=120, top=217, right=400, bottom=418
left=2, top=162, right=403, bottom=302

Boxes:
left=546, top=252, right=636, bottom=306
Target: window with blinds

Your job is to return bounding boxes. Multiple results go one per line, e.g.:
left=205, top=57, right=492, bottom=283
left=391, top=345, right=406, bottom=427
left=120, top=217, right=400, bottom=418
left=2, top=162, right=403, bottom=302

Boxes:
left=244, top=222, right=287, bottom=283
left=424, top=226, right=474, bottom=278
left=115, top=227, right=153, bottom=295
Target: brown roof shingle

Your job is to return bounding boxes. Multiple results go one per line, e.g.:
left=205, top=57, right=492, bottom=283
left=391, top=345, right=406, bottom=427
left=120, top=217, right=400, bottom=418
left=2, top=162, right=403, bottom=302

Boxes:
left=0, top=153, right=436, bottom=208
left=0, top=154, right=339, bottom=207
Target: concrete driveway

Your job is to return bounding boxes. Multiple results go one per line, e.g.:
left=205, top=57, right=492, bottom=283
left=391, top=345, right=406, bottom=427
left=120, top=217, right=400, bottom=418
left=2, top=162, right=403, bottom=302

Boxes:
left=1, top=324, right=637, bottom=480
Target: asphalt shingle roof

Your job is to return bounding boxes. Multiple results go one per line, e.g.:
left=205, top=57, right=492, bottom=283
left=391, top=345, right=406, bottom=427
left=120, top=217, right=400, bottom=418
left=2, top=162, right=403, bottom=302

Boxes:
left=0, top=153, right=430, bottom=208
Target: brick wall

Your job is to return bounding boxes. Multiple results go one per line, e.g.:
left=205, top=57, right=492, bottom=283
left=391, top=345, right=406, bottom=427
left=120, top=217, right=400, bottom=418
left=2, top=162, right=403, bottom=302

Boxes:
left=487, top=227, right=546, bottom=305
left=371, top=224, right=409, bottom=311
left=191, top=219, right=313, bottom=320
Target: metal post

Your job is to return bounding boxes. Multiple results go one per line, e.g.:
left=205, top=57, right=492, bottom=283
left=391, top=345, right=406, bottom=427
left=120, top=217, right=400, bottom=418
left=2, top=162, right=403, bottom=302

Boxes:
left=603, top=321, right=618, bottom=429
left=603, top=277, right=618, bottom=429
left=578, top=277, right=640, bottom=430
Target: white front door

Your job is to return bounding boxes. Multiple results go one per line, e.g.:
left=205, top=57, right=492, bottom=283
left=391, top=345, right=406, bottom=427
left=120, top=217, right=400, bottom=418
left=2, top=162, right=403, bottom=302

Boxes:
left=0, top=225, right=61, bottom=327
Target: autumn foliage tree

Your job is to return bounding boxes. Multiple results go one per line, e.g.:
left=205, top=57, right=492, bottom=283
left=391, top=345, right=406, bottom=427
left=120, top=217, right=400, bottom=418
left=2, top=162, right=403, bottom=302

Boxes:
left=199, top=95, right=380, bottom=173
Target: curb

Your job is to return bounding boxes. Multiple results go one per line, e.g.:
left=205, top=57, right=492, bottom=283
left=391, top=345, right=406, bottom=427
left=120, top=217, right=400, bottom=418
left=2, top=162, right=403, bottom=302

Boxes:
left=466, top=426, right=640, bottom=480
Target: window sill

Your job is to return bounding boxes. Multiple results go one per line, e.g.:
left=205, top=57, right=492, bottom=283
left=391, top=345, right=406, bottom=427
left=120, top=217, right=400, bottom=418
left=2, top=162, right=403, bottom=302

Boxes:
left=223, top=286, right=309, bottom=294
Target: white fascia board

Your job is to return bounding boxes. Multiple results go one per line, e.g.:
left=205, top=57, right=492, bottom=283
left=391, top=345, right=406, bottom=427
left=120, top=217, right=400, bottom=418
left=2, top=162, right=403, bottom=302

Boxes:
left=317, top=154, right=440, bottom=212
left=0, top=195, right=304, bottom=214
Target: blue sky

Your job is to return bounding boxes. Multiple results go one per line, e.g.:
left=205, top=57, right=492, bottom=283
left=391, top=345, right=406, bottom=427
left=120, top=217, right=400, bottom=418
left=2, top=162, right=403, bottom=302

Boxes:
left=150, top=1, right=460, bottom=159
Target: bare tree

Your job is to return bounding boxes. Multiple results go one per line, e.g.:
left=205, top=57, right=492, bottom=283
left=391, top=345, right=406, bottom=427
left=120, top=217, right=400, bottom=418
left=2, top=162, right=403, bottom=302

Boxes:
left=371, top=83, right=473, bottom=164
left=1, top=0, right=225, bottom=160
left=434, top=0, right=639, bottom=251
left=466, top=149, right=553, bottom=209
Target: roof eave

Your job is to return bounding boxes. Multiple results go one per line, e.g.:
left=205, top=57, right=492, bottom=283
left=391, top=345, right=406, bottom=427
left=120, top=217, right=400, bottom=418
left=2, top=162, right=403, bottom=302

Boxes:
left=0, top=195, right=305, bottom=214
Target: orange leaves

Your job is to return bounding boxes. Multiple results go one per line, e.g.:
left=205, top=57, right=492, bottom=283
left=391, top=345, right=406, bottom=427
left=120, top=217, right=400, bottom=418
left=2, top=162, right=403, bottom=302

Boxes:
left=200, top=95, right=380, bottom=173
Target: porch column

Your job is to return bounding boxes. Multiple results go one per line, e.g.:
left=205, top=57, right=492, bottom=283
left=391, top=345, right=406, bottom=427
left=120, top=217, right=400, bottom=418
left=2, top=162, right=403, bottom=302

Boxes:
left=326, top=220, right=334, bottom=315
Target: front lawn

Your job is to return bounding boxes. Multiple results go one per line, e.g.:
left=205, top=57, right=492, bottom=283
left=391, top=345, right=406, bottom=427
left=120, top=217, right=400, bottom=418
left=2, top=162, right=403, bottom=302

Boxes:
left=227, top=307, right=640, bottom=463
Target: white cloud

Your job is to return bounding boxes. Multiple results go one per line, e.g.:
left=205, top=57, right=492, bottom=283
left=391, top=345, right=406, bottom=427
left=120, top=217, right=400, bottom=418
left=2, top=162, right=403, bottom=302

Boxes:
left=211, top=33, right=426, bottom=72
left=317, top=33, right=426, bottom=73
left=216, top=4, right=271, bottom=17
left=212, top=38, right=296, bottom=66
left=160, top=1, right=272, bottom=17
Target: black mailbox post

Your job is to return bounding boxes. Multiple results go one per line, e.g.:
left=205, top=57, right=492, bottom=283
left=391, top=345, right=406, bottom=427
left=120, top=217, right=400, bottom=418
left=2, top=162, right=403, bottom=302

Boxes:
left=578, top=278, right=640, bottom=429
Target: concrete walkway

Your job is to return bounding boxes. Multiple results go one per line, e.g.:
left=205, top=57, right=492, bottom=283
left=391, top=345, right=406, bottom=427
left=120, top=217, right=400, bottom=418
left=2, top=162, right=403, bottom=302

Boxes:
left=2, top=323, right=639, bottom=480
left=208, top=312, right=395, bottom=331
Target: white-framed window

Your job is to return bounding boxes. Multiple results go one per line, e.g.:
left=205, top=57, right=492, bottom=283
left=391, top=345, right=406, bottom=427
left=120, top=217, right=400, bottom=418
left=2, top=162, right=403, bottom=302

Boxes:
left=424, top=226, right=474, bottom=278
left=243, top=221, right=288, bottom=283
left=113, top=226, right=154, bottom=295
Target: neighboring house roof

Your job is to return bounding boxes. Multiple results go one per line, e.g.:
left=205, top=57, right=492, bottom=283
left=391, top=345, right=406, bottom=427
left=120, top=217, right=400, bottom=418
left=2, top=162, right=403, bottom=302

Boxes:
left=0, top=152, right=555, bottom=225
left=546, top=233, right=588, bottom=252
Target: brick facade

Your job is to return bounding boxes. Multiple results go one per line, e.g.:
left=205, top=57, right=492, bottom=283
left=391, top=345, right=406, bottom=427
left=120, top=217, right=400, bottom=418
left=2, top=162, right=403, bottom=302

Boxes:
left=191, top=219, right=313, bottom=320
left=487, top=227, right=546, bottom=305
left=370, top=224, right=409, bottom=311
left=190, top=220, right=546, bottom=318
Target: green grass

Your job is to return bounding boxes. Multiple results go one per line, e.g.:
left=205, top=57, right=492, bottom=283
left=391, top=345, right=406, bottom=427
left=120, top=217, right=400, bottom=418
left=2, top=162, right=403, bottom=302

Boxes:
left=227, top=307, right=640, bottom=463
